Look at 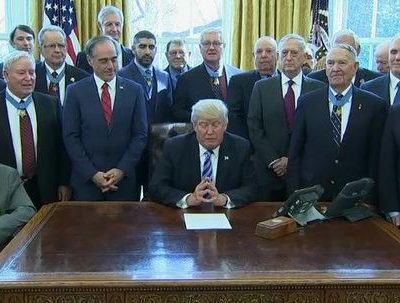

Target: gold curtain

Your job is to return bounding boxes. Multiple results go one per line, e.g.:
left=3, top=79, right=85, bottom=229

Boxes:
left=231, top=0, right=312, bottom=70
left=31, top=0, right=132, bottom=58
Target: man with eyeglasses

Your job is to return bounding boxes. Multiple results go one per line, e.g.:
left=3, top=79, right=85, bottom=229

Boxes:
left=149, top=98, right=257, bottom=208
left=164, top=39, right=191, bottom=90
left=34, top=25, right=89, bottom=106
left=172, top=28, right=241, bottom=122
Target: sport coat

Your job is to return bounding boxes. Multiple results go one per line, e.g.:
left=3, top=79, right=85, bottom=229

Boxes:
left=148, top=132, right=258, bottom=207
left=308, top=67, right=381, bottom=87
left=75, top=45, right=134, bottom=74
left=287, top=86, right=388, bottom=201
left=361, top=74, right=391, bottom=105
left=0, top=91, right=69, bottom=204
left=34, top=62, right=89, bottom=105
left=248, top=75, right=325, bottom=194
left=172, top=63, right=242, bottom=122
left=118, top=61, right=172, bottom=123
left=0, top=79, right=5, bottom=90
left=63, top=75, right=148, bottom=200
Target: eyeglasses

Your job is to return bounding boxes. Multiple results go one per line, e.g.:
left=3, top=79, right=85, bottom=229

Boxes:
left=168, top=50, right=186, bottom=56
left=201, top=41, right=223, bottom=48
left=43, top=43, right=66, bottom=50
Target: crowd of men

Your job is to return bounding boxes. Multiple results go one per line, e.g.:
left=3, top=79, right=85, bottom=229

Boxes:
left=2, top=4, right=400, bottom=246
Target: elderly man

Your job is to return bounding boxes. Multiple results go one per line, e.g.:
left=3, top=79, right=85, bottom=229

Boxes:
left=361, top=36, right=400, bottom=106
left=227, top=36, right=278, bottom=139
left=149, top=99, right=257, bottom=208
left=0, top=51, right=70, bottom=208
left=164, top=38, right=191, bottom=90
left=0, top=164, right=36, bottom=247
left=63, top=36, right=148, bottom=201
left=172, top=29, right=241, bottom=122
left=248, top=34, right=325, bottom=201
left=287, top=44, right=387, bottom=201
left=34, top=25, right=89, bottom=106
left=76, top=5, right=134, bottom=73
left=374, top=41, right=390, bottom=74
left=308, top=29, right=381, bottom=86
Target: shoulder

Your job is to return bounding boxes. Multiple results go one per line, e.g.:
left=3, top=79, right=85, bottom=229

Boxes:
left=307, top=69, right=326, bottom=80
left=223, top=132, right=250, bottom=149
left=0, top=163, right=19, bottom=180
left=181, top=64, right=205, bottom=79
left=361, top=74, right=387, bottom=90
left=154, top=68, right=169, bottom=81
left=303, top=76, right=326, bottom=88
left=298, top=86, right=327, bottom=105
left=66, top=64, right=90, bottom=78
left=225, top=64, right=242, bottom=75
left=358, top=68, right=382, bottom=80
left=164, top=132, right=195, bottom=151
left=353, top=86, right=385, bottom=104
left=117, top=76, right=142, bottom=91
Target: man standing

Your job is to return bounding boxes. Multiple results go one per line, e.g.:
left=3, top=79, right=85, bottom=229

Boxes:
left=374, top=41, right=390, bottom=74
left=361, top=35, right=400, bottom=106
left=287, top=44, right=387, bottom=201
left=308, top=30, right=381, bottom=86
left=35, top=25, right=89, bottom=106
left=247, top=34, right=325, bottom=201
left=0, top=51, right=70, bottom=208
left=63, top=36, right=148, bottom=201
left=172, top=29, right=241, bottom=122
left=164, top=38, right=191, bottom=90
left=76, top=6, right=133, bottom=73
left=149, top=99, right=257, bottom=208
left=227, top=36, right=278, bottom=138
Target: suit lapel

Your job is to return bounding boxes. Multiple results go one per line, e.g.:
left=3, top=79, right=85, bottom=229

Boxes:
left=341, top=87, right=361, bottom=146
left=215, top=135, right=230, bottom=188
left=35, top=63, right=48, bottom=93
left=0, top=92, right=17, bottom=166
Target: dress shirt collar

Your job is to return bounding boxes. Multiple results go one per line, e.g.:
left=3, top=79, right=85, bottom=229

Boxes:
left=329, top=84, right=352, bottom=100
left=6, top=88, right=31, bottom=103
left=204, top=62, right=223, bottom=78
left=281, top=71, right=303, bottom=86
left=199, top=144, right=220, bottom=158
left=134, top=58, right=153, bottom=77
left=93, top=73, right=116, bottom=92
left=390, top=72, right=400, bottom=90
left=45, top=61, right=65, bottom=75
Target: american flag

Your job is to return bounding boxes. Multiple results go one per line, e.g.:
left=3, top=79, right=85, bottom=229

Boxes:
left=43, top=0, right=80, bottom=65
left=310, top=0, right=329, bottom=60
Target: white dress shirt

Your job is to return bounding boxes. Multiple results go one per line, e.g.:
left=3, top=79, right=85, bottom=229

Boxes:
left=45, top=62, right=66, bottom=105
left=328, top=85, right=352, bottom=140
left=93, top=74, right=116, bottom=109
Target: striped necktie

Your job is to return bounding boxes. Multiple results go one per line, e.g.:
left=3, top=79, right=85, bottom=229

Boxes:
left=331, top=94, right=343, bottom=148
left=202, top=150, right=213, bottom=180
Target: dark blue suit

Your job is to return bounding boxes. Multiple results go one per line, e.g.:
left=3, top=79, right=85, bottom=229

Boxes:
left=63, top=75, right=148, bottom=200
left=287, top=86, right=387, bottom=201
left=0, top=79, right=5, bottom=90
left=361, top=74, right=391, bottom=105
left=308, top=67, right=381, bottom=87
left=149, top=132, right=258, bottom=207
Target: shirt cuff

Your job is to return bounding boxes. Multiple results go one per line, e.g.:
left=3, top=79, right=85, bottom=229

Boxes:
left=222, top=194, right=235, bottom=209
left=388, top=211, right=400, bottom=218
left=176, top=194, right=191, bottom=209
left=268, top=158, right=280, bottom=168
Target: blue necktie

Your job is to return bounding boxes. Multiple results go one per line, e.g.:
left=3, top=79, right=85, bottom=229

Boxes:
left=202, top=150, right=213, bottom=180
left=331, top=94, right=343, bottom=148
left=393, top=82, right=400, bottom=105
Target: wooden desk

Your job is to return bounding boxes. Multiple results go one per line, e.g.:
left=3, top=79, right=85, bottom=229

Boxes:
left=1, top=202, right=400, bottom=302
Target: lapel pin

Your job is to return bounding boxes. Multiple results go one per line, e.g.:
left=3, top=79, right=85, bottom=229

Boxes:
left=120, top=86, right=124, bottom=90
left=358, top=104, right=362, bottom=110
left=224, top=156, right=229, bottom=160
left=70, top=77, right=75, bottom=82
left=360, top=79, right=365, bottom=85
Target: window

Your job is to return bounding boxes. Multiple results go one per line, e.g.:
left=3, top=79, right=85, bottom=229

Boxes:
left=330, top=0, right=400, bottom=70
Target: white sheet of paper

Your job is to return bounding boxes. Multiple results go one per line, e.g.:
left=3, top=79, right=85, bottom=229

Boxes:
left=184, top=213, right=232, bottom=230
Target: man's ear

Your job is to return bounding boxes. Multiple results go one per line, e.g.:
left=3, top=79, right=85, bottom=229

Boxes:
left=87, top=55, right=94, bottom=67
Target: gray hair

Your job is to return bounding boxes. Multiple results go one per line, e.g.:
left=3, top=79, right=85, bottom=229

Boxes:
left=332, top=29, right=360, bottom=49
left=166, top=38, right=187, bottom=52
left=84, top=35, right=120, bottom=58
left=374, top=40, right=390, bottom=56
left=3, top=50, right=35, bottom=72
left=200, top=28, right=224, bottom=44
left=327, top=43, right=358, bottom=62
left=253, top=36, right=277, bottom=53
left=191, top=99, right=228, bottom=125
left=38, top=25, right=66, bottom=46
left=97, top=5, right=124, bottom=25
left=278, top=34, right=306, bottom=53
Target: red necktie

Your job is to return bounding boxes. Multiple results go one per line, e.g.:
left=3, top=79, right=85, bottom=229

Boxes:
left=284, top=79, right=295, bottom=131
left=101, top=82, right=112, bottom=126
left=19, top=102, right=36, bottom=179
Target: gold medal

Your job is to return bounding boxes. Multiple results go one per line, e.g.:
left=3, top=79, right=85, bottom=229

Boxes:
left=19, top=109, right=27, bottom=118
left=213, top=78, right=219, bottom=86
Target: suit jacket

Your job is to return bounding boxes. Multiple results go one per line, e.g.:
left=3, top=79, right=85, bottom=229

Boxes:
left=0, top=91, right=69, bottom=204
left=34, top=62, right=89, bottom=105
left=0, top=78, right=5, bottom=90
left=63, top=75, right=148, bottom=200
left=164, top=65, right=191, bottom=91
left=287, top=86, right=388, bottom=201
left=0, top=164, right=36, bottom=246
left=118, top=62, right=173, bottom=123
left=148, top=132, right=258, bottom=207
left=247, top=75, right=325, bottom=193
left=308, top=67, right=381, bottom=87
left=172, top=63, right=242, bottom=122
left=379, top=104, right=400, bottom=212
left=361, top=74, right=391, bottom=105
left=76, top=45, right=134, bottom=74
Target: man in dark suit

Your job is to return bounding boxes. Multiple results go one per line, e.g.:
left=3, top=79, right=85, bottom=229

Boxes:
left=164, top=38, right=191, bottom=90
left=75, top=6, right=133, bottom=73
left=34, top=25, right=89, bottom=106
left=63, top=36, right=148, bottom=201
left=308, top=30, right=381, bottom=87
left=287, top=44, right=387, bottom=201
left=248, top=34, right=325, bottom=201
left=0, top=51, right=70, bottom=208
left=374, top=40, right=390, bottom=74
left=227, top=36, right=278, bottom=139
left=379, top=104, right=400, bottom=226
left=361, top=35, right=400, bottom=106
left=0, top=78, right=5, bottom=90
left=172, top=28, right=241, bottom=122
left=149, top=99, right=257, bottom=208
left=0, top=164, right=36, bottom=247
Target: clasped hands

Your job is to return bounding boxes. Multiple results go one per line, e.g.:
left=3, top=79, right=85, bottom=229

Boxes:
left=92, top=168, right=124, bottom=193
left=272, top=157, right=288, bottom=177
left=186, top=178, right=227, bottom=207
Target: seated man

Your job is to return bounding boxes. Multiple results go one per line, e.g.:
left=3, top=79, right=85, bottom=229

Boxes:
left=149, top=99, right=257, bottom=208
left=0, top=164, right=36, bottom=247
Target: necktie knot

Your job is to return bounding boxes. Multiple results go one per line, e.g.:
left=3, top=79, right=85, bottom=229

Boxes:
left=102, top=82, right=108, bottom=90
left=52, top=71, right=58, bottom=78
left=288, top=79, right=294, bottom=87
left=335, top=94, right=343, bottom=101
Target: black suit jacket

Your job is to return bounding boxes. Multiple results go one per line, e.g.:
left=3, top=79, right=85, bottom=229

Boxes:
left=34, top=62, right=89, bottom=104
left=308, top=67, right=381, bottom=87
left=0, top=79, right=5, bottom=90
left=148, top=132, right=258, bottom=207
left=361, top=74, right=391, bottom=105
left=287, top=86, right=388, bottom=201
left=247, top=75, right=325, bottom=193
left=379, top=104, right=400, bottom=212
left=0, top=91, right=69, bottom=205
left=76, top=45, right=134, bottom=73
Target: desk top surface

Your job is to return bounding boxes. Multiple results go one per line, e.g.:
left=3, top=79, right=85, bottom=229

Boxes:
left=1, top=202, right=400, bottom=285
